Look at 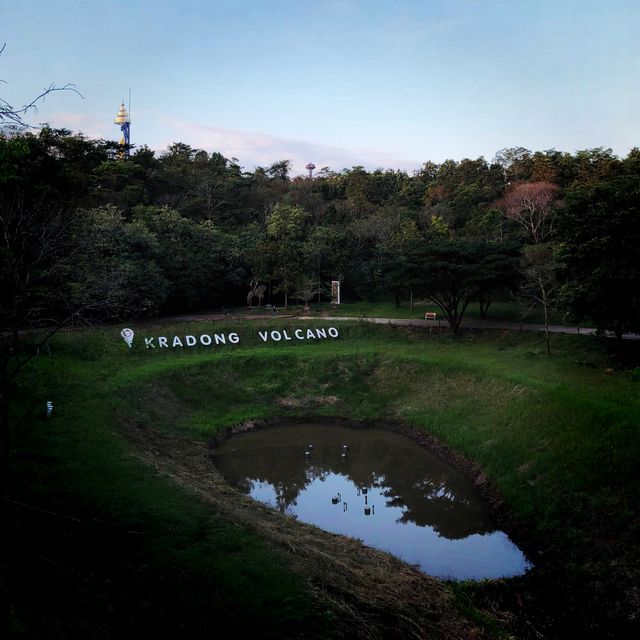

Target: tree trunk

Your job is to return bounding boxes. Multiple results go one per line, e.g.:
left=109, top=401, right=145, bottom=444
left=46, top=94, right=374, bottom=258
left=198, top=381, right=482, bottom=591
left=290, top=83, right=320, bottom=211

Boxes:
left=443, top=309, right=459, bottom=335
left=317, top=250, right=322, bottom=303
left=0, top=393, right=10, bottom=500
left=410, top=289, right=414, bottom=312
left=543, top=303, right=551, bottom=355
left=541, top=282, right=551, bottom=355
left=0, top=392, right=8, bottom=635
left=450, top=298, right=470, bottom=336
left=615, top=317, right=623, bottom=352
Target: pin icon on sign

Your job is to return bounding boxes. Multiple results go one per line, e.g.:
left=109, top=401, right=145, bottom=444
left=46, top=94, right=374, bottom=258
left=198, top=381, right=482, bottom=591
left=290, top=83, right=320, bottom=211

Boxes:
left=121, top=328, right=134, bottom=348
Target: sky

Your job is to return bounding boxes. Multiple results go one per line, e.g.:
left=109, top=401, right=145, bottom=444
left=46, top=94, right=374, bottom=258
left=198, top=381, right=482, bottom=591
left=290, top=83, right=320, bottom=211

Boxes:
left=1, top=0, right=638, bottom=175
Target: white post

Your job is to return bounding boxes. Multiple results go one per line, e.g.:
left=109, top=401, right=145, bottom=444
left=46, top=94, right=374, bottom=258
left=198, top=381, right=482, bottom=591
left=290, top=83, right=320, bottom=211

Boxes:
left=331, top=280, right=340, bottom=305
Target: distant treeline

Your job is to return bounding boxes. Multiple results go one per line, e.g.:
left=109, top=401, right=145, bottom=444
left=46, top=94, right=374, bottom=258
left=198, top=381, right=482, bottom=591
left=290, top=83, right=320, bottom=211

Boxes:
left=1, top=128, right=639, bottom=342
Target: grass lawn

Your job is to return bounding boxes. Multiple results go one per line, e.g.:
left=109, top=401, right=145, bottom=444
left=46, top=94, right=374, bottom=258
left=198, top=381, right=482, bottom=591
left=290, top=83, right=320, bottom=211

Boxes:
left=237, top=299, right=584, bottom=327
left=5, top=321, right=639, bottom=638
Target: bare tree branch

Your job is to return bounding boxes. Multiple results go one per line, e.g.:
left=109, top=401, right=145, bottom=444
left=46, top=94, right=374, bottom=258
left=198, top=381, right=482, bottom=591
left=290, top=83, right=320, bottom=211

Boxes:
left=1, top=43, right=84, bottom=129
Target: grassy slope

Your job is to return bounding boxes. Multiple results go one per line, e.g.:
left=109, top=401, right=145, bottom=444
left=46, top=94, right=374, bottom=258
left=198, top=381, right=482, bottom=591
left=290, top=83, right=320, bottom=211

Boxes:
left=7, top=322, right=639, bottom=638
left=8, top=333, right=339, bottom=639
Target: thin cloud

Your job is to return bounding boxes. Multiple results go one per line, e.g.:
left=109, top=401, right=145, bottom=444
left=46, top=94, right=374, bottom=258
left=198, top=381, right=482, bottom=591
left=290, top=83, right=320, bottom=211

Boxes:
left=49, top=112, right=109, bottom=140
left=161, top=118, right=422, bottom=175
left=49, top=111, right=424, bottom=175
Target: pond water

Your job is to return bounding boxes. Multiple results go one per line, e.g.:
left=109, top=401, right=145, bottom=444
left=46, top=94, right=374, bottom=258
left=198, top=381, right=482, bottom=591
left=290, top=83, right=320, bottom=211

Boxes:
left=213, top=423, right=531, bottom=580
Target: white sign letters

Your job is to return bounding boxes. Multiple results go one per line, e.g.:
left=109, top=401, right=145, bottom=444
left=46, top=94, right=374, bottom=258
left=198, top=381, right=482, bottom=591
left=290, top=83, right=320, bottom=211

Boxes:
left=124, top=326, right=341, bottom=350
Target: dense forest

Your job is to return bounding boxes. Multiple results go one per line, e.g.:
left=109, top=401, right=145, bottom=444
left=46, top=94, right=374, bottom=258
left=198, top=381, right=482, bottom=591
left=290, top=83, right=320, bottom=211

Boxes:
left=1, top=128, right=639, bottom=344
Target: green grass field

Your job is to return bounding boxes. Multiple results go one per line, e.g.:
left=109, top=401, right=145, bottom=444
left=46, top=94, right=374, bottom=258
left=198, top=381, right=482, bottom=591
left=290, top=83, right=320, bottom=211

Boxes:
left=242, top=299, right=581, bottom=326
left=6, top=321, right=639, bottom=638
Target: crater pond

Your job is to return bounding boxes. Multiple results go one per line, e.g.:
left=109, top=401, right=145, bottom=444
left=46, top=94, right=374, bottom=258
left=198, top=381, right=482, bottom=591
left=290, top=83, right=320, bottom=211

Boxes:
left=213, top=423, right=532, bottom=580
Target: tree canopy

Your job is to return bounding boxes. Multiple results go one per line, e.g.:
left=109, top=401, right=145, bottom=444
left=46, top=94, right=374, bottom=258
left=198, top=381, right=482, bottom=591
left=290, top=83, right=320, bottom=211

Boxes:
left=559, top=176, right=640, bottom=345
left=0, top=129, right=637, bottom=336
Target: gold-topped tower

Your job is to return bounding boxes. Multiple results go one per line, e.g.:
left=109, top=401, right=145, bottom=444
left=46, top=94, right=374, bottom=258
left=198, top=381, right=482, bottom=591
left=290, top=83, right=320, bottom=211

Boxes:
left=114, top=100, right=131, bottom=157
left=114, top=102, right=130, bottom=125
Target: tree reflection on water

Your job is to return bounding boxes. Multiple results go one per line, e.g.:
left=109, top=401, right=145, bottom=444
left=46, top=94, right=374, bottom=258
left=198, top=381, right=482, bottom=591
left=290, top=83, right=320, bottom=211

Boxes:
left=214, top=423, right=494, bottom=539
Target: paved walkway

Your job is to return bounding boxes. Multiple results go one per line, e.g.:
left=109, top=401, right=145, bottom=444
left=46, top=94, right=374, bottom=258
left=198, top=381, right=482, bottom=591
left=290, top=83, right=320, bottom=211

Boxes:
left=165, top=311, right=639, bottom=341
left=302, top=316, right=639, bottom=340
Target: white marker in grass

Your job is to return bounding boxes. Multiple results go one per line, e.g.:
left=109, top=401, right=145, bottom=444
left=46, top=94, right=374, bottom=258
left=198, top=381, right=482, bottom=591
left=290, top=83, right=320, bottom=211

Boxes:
left=120, top=328, right=134, bottom=348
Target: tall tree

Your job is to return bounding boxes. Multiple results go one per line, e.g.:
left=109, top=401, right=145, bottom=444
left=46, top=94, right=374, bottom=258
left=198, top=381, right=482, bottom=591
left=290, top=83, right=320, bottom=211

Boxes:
left=559, top=176, right=640, bottom=347
left=395, top=240, right=519, bottom=334
left=497, top=181, right=560, bottom=244
left=493, top=147, right=533, bottom=183
left=76, top=206, right=168, bottom=318
left=133, top=205, right=227, bottom=312
left=266, top=201, right=308, bottom=307
left=520, top=243, right=560, bottom=354
left=497, top=182, right=562, bottom=351
left=0, top=198, right=107, bottom=496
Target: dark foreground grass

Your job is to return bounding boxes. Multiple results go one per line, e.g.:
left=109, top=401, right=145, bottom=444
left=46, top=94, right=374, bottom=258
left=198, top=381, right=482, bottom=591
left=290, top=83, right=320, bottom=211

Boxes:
left=7, top=358, right=336, bottom=638
left=5, top=321, right=640, bottom=638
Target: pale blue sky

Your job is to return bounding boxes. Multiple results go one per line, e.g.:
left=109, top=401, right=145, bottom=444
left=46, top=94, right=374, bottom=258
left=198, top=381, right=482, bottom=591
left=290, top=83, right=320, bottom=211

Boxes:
left=2, top=0, right=638, bottom=174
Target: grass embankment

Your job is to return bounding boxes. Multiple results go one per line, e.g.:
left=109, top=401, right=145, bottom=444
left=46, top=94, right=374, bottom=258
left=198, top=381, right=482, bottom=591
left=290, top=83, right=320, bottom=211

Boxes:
left=6, top=321, right=639, bottom=638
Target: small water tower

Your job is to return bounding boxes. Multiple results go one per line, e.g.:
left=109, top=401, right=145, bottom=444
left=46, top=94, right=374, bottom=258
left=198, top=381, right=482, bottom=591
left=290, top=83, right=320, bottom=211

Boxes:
left=305, top=162, right=316, bottom=179
left=114, top=101, right=131, bottom=157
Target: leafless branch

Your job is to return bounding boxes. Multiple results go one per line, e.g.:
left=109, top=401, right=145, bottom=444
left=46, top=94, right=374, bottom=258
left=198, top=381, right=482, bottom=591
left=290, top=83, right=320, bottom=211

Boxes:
left=1, top=43, right=84, bottom=128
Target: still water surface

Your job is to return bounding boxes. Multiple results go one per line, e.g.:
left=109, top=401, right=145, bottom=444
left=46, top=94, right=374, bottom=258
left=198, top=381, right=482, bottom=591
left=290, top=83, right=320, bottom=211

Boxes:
left=213, top=423, right=531, bottom=580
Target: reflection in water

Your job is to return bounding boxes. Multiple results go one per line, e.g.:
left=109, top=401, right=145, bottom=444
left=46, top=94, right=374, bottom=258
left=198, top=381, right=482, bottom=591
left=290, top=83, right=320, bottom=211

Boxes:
left=213, top=423, right=532, bottom=580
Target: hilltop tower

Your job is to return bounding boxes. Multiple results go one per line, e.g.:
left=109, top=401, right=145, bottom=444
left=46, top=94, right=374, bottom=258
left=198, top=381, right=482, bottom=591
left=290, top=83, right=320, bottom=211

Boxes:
left=114, top=101, right=131, bottom=157
left=305, top=162, right=316, bottom=179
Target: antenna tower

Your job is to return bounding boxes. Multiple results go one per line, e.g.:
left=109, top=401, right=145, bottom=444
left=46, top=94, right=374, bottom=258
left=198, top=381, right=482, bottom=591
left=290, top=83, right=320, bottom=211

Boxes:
left=114, top=92, right=131, bottom=157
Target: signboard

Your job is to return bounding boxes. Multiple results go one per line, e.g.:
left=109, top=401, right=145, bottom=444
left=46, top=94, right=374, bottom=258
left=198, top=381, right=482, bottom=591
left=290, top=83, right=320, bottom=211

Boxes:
left=331, top=280, right=341, bottom=305
left=121, top=326, right=340, bottom=350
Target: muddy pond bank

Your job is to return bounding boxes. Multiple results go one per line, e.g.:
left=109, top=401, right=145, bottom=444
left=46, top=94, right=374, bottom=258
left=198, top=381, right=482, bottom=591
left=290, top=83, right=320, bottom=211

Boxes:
left=121, top=411, right=559, bottom=639
left=122, top=414, right=491, bottom=639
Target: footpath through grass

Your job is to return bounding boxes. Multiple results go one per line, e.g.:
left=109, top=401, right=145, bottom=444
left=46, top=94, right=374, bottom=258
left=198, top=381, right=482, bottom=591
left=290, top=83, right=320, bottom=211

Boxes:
left=6, top=320, right=640, bottom=638
left=240, top=299, right=583, bottom=327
